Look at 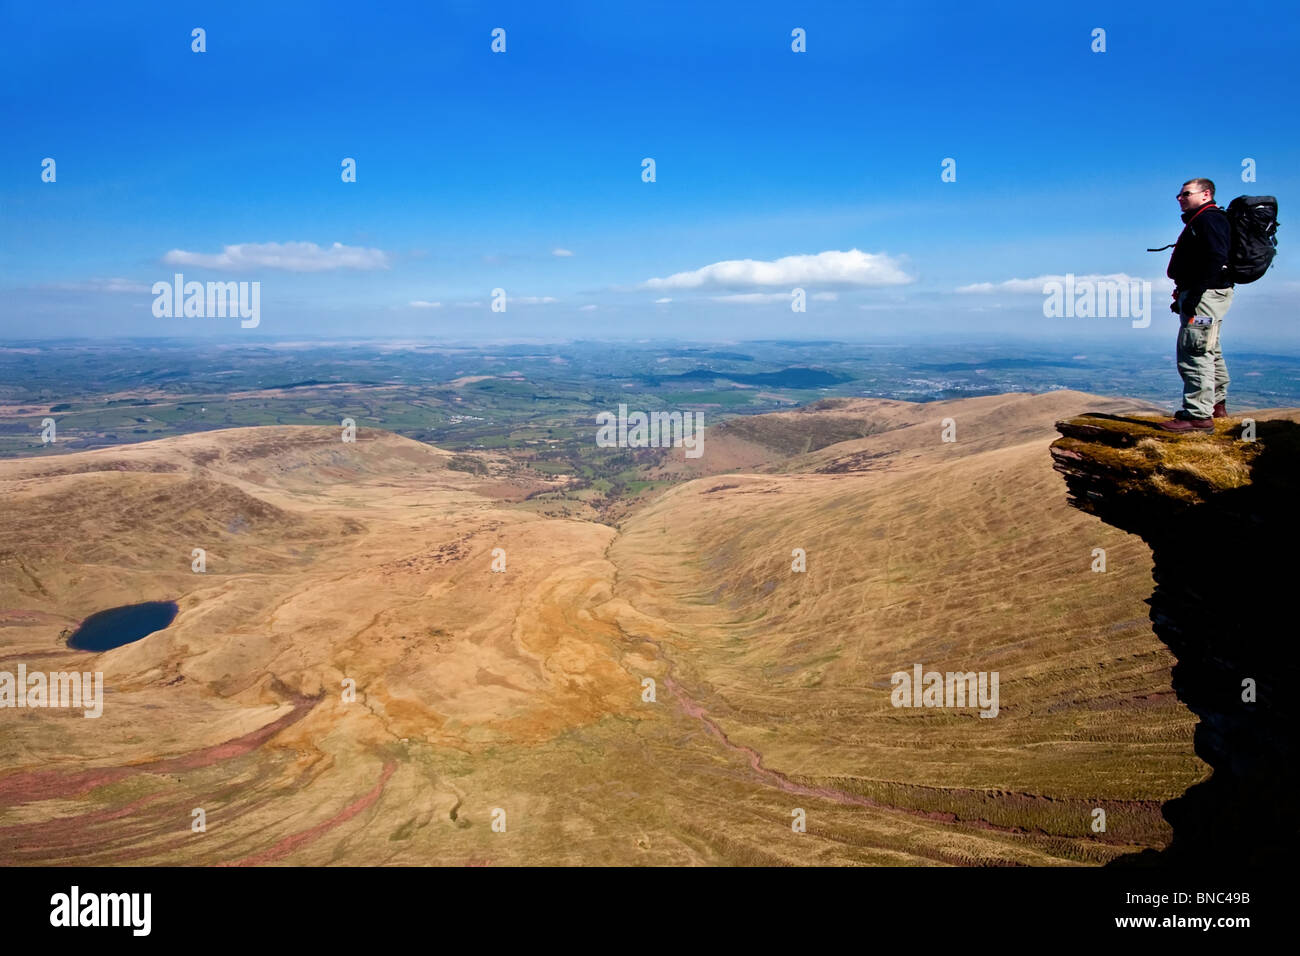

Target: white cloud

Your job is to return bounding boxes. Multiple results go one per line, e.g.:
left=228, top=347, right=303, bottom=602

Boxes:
left=653, top=297, right=672, bottom=304
left=514, top=296, right=558, bottom=304
left=710, top=292, right=792, bottom=304
left=409, top=300, right=442, bottom=309
left=162, top=241, right=390, bottom=272
left=709, top=290, right=836, bottom=304
left=579, top=304, right=598, bottom=311
left=956, top=273, right=1170, bottom=294
left=552, top=248, right=574, bottom=257
left=642, top=248, right=912, bottom=292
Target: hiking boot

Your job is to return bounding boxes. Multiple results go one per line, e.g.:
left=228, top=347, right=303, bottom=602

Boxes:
left=1213, top=400, right=1227, bottom=418
left=1157, top=416, right=1214, bottom=432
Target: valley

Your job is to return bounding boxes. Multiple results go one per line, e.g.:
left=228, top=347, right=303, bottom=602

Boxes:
left=1, top=387, right=1262, bottom=865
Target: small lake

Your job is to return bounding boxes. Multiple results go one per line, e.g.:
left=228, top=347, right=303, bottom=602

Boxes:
left=66, top=601, right=179, bottom=651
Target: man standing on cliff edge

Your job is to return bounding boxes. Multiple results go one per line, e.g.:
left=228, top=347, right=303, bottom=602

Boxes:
left=1159, top=177, right=1234, bottom=431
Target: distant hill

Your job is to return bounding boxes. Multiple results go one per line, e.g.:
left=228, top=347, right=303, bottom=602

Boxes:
left=640, top=366, right=851, bottom=388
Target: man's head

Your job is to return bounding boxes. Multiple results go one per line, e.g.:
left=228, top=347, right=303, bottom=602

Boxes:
left=1178, top=178, right=1215, bottom=212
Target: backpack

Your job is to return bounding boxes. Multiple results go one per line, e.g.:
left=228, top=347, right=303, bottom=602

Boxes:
left=1223, top=195, right=1279, bottom=284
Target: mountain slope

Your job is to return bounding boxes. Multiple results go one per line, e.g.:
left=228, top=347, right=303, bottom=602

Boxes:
left=2, top=394, right=1273, bottom=865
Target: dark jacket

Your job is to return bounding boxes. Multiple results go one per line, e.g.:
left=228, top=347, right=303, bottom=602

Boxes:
left=1167, top=202, right=1233, bottom=312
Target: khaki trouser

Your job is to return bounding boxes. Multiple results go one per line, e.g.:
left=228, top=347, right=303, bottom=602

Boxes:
left=1175, top=287, right=1233, bottom=418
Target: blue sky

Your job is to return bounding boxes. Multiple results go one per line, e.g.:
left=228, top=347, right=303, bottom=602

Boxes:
left=2, top=0, right=1297, bottom=345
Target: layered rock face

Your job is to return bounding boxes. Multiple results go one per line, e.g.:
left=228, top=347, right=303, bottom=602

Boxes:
left=1052, top=412, right=1299, bottom=865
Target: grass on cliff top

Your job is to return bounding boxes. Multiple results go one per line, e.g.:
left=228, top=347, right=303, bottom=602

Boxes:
left=1055, top=414, right=1265, bottom=503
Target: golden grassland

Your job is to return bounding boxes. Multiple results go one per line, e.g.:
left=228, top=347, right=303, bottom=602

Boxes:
left=2, top=392, right=1289, bottom=865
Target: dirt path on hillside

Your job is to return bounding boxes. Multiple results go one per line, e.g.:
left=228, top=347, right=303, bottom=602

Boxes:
left=621, top=623, right=1155, bottom=862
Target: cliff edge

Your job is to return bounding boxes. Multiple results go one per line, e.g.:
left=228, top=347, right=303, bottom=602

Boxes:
left=1051, top=412, right=1299, bottom=865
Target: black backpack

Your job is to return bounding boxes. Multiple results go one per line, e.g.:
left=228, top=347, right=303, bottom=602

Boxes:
left=1148, top=195, right=1279, bottom=284
left=1224, top=195, right=1279, bottom=284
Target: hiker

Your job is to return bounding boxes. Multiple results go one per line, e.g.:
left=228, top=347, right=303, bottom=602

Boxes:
left=1159, top=177, right=1234, bottom=431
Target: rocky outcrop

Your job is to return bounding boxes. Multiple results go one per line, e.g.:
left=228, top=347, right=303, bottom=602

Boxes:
left=1051, top=412, right=1299, bottom=865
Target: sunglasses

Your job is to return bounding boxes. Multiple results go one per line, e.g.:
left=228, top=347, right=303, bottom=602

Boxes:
left=1177, top=190, right=1204, bottom=198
